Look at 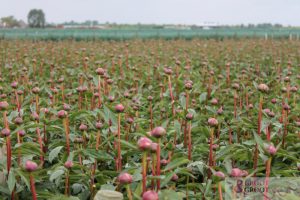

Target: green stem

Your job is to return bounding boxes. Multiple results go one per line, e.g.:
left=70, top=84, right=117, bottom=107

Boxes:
left=142, top=152, right=147, bottom=193
left=126, top=184, right=133, bottom=200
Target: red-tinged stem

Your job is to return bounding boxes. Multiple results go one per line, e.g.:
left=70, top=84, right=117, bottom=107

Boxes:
left=142, top=152, right=147, bottom=194
left=151, top=153, right=156, bottom=189
left=160, top=87, right=164, bottom=101
left=98, top=75, right=102, bottom=108
left=156, top=138, right=161, bottom=191
left=36, top=126, right=44, bottom=165
left=228, top=125, right=232, bottom=145
left=184, top=91, right=190, bottom=147
left=149, top=101, right=153, bottom=130
left=111, top=58, right=115, bottom=73
left=184, top=120, right=188, bottom=147
left=17, top=133, right=22, bottom=166
left=119, top=58, right=124, bottom=78
left=3, top=111, right=11, bottom=174
left=117, top=113, right=122, bottom=171
left=287, top=83, right=290, bottom=99
left=96, top=130, right=101, bottom=151
left=226, top=64, right=230, bottom=86
left=188, top=121, right=192, bottom=160
left=282, top=110, right=288, bottom=148
left=208, top=128, right=214, bottom=177
left=82, top=131, right=87, bottom=148
left=35, top=95, right=39, bottom=114
left=218, top=182, right=223, bottom=200
left=264, top=157, right=272, bottom=200
left=3, top=111, right=8, bottom=129
left=14, top=90, right=20, bottom=114
left=79, top=92, right=82, bottom=110
left=254, top=95, right=263, bottom=175
left=207, top=76, right=212, bottom=100
left=90, top=162, right=97, bottom=199
left=29, top=174, right=37, bottom=200
left=266, top=125, right=271, bottom=141
left=186, top=90, right=189, bottom=111
left=246, top=91, right=249, bottom=107
left=6, top=136, right=11, bottom=174
left=84, top=61, right=88, bottom=72
left=63, top=118, right=70, bottom=155
left=43, top=120, right=47, bottom=145
left=239, top=95, right=242, bottom=110
left=65, top=170, right=70, bottom=196
left=258, top=95, right=263, bottom=136
left=167, top=75, right=175, bottom=117
left=234, top=91, right=237, bottom=118
left=61, top=84, right=65, bottom=103
left=125, top=49, right=129, bottom=70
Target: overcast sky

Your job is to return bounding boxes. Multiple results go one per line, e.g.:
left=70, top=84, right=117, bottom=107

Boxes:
left=1, top=0, right=299, bottom=26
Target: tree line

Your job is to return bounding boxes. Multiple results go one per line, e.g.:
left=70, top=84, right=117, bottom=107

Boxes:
left=0, top=9, right=45, bottom=28
left=0, top=9, right=288, bottom=29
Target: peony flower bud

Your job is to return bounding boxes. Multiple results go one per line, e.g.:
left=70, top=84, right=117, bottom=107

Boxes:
left=137, top=137, right=152, bottom=151
left=118, top=172, right=133, bottom=184
left=64, top=160, right=73, bottom=169
left=25, top=160, right=38, bottom=172
left=115, top=104, right=125, bottom=113
left=151, top=126, right=166, bottom=138
left=208, top=118, right=218, bottom=127
left=142, top=190, right=159, bottom=200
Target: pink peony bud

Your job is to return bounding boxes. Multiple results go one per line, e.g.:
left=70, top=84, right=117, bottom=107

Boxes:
left=25, top=160, right=38, bottom=172
left=258, top=84, right=269, bottom=92
left=186, top=113, right=194, bottom=121
left=231, top=168, right=242, bottom=177
left=64, top=160, right=73, bottom=169
left=31, top=112, right=39, bottom=121
left=147, top=96, right=153, bottom=101
left=18, top=130, right=26, bottom=137
left=171, top=174, right=179, bottom=181
left=150, top=143, right=158, bottom=153
left=211, top=98, right=218, bottom=105
left=151, top=126, right=166, bottom=138
left=115, top=104, right=125, bottom=113
left=57, top=110, right=67, bottom=118
left=14, top=117, right=23, bottom=125
left=208, top=118, right=218, bottom=127
left=266, top=145, right=277, bottom=155
left=63, top=103, right=71, bottom=111
left=1, top=128, right=10, bottom=137
left=118, top=172, right=133, bottom=184
left=161, top=159, right=169, bottom=166
left=96, top=68, right=105, bottom=76
left=217, top=106, right=223, bottom=115
left=0, top=101, right=9, bottom=110
left=108, top=96, right=115, bottom=102
left=79, top=124, right=88, bottom=131
left=32, top=87, right=40, bottom=94
left=142, top=190, right=159, bottom=200
left=137, top=137, right=152, bottom=151
left=214, top=171, right=225, bottom=179
left=11, top=81, right=18, bottom=89
left=95, top=122, right=103, bottom=129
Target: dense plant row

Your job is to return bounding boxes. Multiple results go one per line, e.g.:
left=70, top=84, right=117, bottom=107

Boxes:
left=0, top=39, right=299, bottom=199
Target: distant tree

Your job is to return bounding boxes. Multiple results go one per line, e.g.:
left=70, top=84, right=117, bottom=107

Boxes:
left=274, top=23, right=283, bottom=28
left=0, top=16, right=20, bottom=27
left=27, top=9, right=46, bottom=28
